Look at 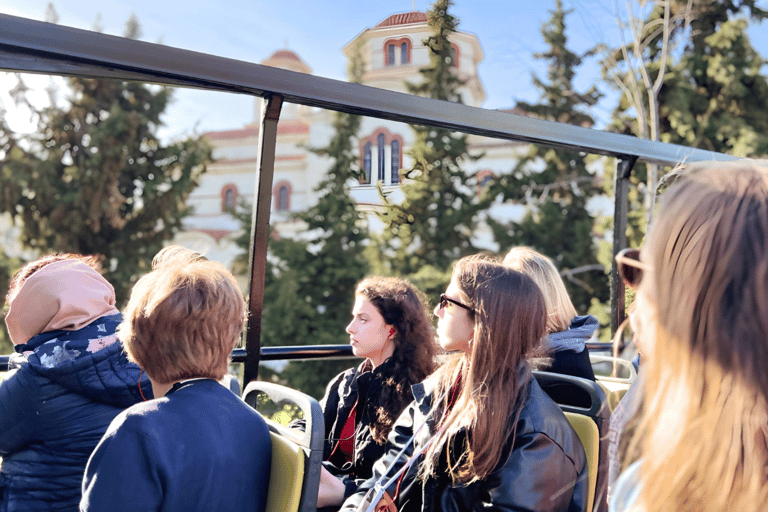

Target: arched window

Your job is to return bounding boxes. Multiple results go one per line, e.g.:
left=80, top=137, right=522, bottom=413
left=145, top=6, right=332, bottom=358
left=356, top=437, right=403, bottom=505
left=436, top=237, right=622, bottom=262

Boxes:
left=391, top=140, right=400, bottom=184
left=362, top=142, right=372, bottom=184
left=450, top=43, right=460, bottom=68
left=384, top=38, right=411, bottom=66
left=273, top=181, right=292, bottom=211
left=277, top=186, right=289, bottom=211
left=377, top=133, right=386, bottom=182
left=221, top=184, right=238, bottom=212
left=359, top=129, right=403, bottom=186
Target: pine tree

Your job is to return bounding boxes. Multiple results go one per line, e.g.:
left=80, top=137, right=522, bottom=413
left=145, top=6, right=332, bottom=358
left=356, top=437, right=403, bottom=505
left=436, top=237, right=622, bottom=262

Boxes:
left=0, top=18, right=210, bottom=304
left=232, top=43, right=369, bottom=399
left=375, top=0, right=492, bottom=289
left=607, top=1, right=768, bottom=157
left=489, top=0, right=608, bottom=313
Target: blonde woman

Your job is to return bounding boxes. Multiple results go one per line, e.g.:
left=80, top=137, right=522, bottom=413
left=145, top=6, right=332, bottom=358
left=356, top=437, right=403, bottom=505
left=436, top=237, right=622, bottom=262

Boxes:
left=504, top=247, right=598, bottom=380
left=610, top=161, right=768, bottom=512
left=340, top=256, right=587, bottom=512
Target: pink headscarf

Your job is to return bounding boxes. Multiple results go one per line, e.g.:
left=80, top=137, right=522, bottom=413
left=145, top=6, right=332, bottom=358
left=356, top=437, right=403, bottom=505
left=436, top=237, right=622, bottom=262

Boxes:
left=5, top=259, right=120, bottom=345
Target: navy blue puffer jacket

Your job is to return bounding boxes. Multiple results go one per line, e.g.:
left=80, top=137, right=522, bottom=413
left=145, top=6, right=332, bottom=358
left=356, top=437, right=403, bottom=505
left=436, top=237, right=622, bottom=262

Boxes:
left=0, top=313, right=152, bottom=512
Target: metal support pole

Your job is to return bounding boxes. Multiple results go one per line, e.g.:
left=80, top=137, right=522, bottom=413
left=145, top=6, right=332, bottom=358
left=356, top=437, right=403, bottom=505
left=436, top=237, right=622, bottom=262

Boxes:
left=243, top=94, right=283, bottom=387
left=610, top=156, right=637, bottom=337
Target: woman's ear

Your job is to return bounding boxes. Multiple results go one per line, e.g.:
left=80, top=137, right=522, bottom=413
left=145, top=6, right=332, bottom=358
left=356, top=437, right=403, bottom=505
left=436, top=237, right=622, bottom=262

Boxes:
left=388, top=327, right=396, bottom=339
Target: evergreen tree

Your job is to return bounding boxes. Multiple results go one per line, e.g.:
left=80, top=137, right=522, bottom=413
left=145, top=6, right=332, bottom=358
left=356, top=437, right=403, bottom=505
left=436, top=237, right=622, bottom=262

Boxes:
left=375, top=0, right=491, bottom=290
left=0, top=18, right=210, bottom=304
left=233, top=43, right=369, bottom=399
left=608, top=1, right=768, bottom=157
left=489, top=0, right=608, bottom=313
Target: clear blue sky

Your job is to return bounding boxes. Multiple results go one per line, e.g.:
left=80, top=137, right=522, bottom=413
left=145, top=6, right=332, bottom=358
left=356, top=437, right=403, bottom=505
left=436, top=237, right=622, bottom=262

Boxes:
left=2, top=0, right=767, bottom=140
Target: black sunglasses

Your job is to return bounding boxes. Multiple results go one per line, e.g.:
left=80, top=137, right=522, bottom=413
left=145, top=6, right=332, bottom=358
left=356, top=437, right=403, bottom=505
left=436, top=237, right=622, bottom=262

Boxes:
left=615, top=248, right=651, bottom=290
left=439, top=293, right=473, bottom=312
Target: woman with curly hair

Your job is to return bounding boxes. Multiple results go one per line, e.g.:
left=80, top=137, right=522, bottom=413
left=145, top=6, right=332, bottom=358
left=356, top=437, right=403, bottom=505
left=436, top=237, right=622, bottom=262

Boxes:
left=340, top=256, right=587, bottom=512
left=316, top=277, right=438, bottom=509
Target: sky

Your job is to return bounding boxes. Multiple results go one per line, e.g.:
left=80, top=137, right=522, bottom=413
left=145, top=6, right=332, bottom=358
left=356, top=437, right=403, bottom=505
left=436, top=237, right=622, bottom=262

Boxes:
left=2, top=0, right=768, bottom=141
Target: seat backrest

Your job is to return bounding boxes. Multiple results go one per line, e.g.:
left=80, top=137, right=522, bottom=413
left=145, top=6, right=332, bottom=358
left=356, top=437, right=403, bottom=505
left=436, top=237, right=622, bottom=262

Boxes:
left=266, top=432, right=305, bottom=512
left=590, top=355, right=637, bottom=412
left=534, top=371, right=610, bottom=512
left=243, top=381, right=324, bottom=512
left=564, top=411, right=600, bottom=512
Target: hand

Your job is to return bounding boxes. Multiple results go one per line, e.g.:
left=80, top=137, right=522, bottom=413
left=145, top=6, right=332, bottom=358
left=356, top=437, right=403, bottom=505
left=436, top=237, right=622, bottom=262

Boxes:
left=317, top=466, right=347, bottom=508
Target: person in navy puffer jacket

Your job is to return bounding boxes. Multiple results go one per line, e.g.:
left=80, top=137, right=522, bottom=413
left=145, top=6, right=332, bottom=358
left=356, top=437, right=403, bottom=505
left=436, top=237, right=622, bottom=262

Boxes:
left=0, top=254, right=152, bottom=512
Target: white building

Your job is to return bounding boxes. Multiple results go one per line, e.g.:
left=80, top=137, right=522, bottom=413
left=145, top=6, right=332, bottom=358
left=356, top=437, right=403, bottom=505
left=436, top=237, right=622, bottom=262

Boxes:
left=175, top=11, right=529, bottom=269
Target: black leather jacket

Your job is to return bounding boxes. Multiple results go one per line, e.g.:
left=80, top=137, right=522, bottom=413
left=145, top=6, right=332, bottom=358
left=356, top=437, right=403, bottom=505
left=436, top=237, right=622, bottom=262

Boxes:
left=321, top=358, right=411, bottom=498
left=340, top=374, right=588, bottom=512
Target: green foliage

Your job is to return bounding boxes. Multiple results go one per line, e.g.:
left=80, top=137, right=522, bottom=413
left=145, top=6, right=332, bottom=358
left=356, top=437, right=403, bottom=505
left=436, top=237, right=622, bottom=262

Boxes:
left=232, top=41, right=368, bottom=399
left=0, top=20, right=210, bottom=305
left=376, top=0, right=491, bottom=294
left=489, top=0, right=608, bottom=314
left=606, top=1, right=768, bottom=157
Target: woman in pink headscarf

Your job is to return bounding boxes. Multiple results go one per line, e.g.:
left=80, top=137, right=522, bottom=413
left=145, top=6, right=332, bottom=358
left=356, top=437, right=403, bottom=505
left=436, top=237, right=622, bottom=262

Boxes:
left=0, top=254, right=151, bottom=512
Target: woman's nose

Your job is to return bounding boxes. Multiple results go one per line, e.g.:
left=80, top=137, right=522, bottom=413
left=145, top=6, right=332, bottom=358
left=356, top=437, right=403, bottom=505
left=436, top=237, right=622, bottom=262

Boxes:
left=345, top=321, right=355, bottom=334
left=434, top=305, right=443, bottom=318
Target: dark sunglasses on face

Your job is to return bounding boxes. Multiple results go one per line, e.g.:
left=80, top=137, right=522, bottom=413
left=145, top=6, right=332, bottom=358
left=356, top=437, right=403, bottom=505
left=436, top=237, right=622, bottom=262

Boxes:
left=615, top=248, right=651, bottom=289
left=439, top=293, right=473, bottom=313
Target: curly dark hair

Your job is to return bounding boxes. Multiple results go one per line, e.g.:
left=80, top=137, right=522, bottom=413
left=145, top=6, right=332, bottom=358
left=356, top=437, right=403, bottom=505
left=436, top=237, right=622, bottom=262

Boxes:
left=356, top=276, right=438, bottom=444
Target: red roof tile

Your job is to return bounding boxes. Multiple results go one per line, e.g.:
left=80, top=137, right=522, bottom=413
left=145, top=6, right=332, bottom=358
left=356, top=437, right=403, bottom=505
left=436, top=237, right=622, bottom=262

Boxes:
left=375, top=11, right=428, bottom=28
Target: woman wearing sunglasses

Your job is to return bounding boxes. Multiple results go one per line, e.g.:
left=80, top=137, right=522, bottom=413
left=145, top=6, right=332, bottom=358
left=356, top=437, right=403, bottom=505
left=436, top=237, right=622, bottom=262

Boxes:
left=610, top=161, right=768, bottom=512
left=340, top=255, right=587, bottom=512
left=315, top=277, right=437, bottom=509
left=503, top=246, right=598, bottom=381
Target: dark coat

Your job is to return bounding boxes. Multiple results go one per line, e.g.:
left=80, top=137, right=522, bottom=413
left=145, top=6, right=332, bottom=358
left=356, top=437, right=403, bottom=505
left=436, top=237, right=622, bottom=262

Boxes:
left=545, top=315, right=599, bottom=381
left=320, top=358, right=412, bottom=498
left=340, top=374, right=588, bottom=512
left=81, top=379, right=271, bottom=512
left=0, top=314, right=152, bottom=512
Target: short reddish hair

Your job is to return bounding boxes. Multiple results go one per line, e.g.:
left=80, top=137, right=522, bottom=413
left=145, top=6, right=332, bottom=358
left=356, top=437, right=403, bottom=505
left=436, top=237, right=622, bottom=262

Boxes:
left=119, top=248, right=246, bottom=384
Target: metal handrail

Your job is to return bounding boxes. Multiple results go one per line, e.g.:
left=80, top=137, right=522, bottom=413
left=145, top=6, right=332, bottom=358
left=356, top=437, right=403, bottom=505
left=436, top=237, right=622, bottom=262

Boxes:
left=0, top=13, right=738, bottom=382
left=0, top=14, right=736, bottom=166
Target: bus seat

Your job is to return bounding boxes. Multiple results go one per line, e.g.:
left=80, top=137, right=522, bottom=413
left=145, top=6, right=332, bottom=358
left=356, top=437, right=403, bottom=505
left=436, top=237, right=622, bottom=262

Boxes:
left=564, top=411, right=600, bottom=512
left=534, top=371, right=610, bottom=512
left=267, top=432, right=304, bottom=512
left=243, top=381, right=324, bottom=512
left=590, top=355, right=637, bottom=412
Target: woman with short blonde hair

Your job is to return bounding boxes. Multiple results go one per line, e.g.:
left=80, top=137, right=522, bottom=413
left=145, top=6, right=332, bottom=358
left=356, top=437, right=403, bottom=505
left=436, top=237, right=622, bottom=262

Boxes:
left=504, top=246, right=598, bottom=380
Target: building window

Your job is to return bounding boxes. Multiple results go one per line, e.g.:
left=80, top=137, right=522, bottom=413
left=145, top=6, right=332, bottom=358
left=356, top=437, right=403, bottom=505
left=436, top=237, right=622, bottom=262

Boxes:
left=391, top=140, right=400, bottom=183
left=359, top=128, right=403, bottom=186
left=450, top=43, right=460, bottom=68
left=377, top=133, right=386, bottom=182
left=273, top=181, right=292, bottom=211
left=362, top=142, right=372, bottom=184
left=221, top=184, right=238, bottom=212
left=476, top=170, right=495, bottom=195
left=384, top=38, right=411, bottom=66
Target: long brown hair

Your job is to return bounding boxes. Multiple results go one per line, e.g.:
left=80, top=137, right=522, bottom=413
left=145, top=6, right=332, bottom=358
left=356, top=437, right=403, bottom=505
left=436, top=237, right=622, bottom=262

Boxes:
left=636, top=161, right=768, bottom=512
left=421, top=255, right=547, bottom=484
left=356, top=277, right=438, bottom=443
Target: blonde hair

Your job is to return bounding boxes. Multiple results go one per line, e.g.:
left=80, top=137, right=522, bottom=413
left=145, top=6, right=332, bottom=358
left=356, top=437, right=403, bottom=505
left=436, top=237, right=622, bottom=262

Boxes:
left=119, top=247, right=246, bottom=384
left=636, top=161, right=768, bottom=512
left=503, top=246, right=577, bottom=333
left=421, top=255, right=546, bottom=484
